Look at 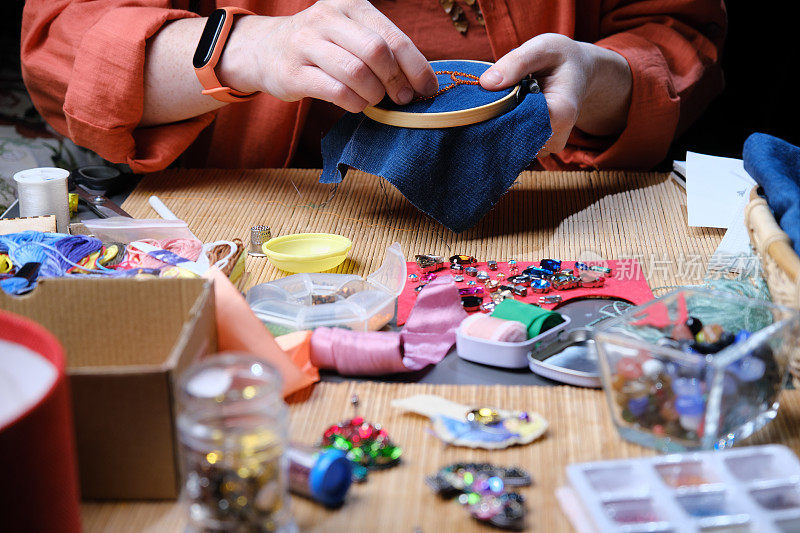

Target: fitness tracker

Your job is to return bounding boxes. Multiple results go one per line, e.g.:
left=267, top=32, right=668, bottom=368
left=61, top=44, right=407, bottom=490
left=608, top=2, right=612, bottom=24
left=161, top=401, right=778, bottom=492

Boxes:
left=193, top=7, right=257, bottom=103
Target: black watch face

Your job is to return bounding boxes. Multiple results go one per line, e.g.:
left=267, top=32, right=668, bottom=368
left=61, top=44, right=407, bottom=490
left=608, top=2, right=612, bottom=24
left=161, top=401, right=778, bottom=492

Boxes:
left=193, top=9, right=227, bottom=69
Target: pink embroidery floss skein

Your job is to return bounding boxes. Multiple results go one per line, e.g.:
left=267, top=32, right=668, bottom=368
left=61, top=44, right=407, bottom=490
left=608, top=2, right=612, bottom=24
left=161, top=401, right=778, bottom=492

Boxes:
left=123, top=238, right=203, bottom=269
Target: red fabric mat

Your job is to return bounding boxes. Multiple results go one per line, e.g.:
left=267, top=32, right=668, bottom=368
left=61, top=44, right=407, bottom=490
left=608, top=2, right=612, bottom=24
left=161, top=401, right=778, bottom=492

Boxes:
left=397, top=259, right=653, bottom=326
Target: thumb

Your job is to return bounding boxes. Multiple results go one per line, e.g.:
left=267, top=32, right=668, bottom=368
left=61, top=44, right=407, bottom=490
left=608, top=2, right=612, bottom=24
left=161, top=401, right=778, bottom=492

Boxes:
left=480, top=34, right=564, bottom=90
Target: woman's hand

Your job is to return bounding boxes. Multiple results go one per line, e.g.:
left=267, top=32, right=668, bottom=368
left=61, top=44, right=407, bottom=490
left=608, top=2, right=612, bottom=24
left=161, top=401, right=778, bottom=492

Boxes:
left=479, top=33, right=632, bottom=155
left=222, top=0, right=439, bottom=113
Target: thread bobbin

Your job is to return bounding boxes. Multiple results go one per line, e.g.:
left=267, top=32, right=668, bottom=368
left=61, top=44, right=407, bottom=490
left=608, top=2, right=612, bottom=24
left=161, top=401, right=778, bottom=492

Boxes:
left=13, top=167, right=70, bottom=233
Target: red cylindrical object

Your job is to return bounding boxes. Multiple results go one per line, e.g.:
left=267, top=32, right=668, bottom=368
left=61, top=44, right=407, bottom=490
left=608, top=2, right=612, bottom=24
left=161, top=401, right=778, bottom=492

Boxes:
left=0, top=310, right=81, bottom=532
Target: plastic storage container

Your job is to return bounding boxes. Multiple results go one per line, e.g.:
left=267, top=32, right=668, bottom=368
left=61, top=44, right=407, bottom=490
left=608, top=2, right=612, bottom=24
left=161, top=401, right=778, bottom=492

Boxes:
left=594, top=288, right=799, bottom=452
left=177, top=353, right=295, bottom=532
left=567, top=444, right=800, bottom=533
left=247, top=243, right=406, bottom=335
left=82, top=217, right=197, bottom=241
left=456, top=315, right=571, bottom=368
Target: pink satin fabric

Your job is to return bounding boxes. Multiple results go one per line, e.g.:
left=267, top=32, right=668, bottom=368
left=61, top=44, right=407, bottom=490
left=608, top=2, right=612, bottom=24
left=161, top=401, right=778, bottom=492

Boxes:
left=400, top=276, right=468, bottom=370
left=309, top=276, right=466, bottom=376
left=310, top=328, right=406, bottom=376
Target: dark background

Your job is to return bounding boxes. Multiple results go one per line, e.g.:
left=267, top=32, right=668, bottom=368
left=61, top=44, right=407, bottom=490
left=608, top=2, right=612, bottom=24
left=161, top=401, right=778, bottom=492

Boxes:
left=667, top=2, right=800, bottom=164
left=3, top=1, right=797, bottom=166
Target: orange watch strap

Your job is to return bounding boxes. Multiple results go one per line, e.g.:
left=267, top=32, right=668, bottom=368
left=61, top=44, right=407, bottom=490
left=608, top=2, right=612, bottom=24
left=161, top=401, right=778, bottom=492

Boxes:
left=194, top=7, right=258, bottom=103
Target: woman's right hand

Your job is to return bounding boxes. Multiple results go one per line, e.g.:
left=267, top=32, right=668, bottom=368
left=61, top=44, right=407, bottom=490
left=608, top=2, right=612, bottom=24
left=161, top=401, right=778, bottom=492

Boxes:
left=222, top=0, right=439, bottom=112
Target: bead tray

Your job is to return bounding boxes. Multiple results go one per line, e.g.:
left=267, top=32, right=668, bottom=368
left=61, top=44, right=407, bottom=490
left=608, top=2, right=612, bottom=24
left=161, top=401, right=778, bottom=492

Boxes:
left=566, top=444, right=800, bottom=532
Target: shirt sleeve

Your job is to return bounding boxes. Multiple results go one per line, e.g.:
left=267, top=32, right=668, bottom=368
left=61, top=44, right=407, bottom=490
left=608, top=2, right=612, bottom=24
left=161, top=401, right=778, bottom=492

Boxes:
left=21, top=1, right=215, bottom=173
left=553, top=1, right=726, bottom=170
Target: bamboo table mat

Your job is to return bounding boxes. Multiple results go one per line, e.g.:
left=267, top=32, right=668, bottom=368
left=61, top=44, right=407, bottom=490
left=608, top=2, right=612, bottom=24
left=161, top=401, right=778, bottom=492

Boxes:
left=85, top=168, right=734, bottom=531
left=120, top=169, right=724, bottom=291
left=82, top=382, right=800, bottom=532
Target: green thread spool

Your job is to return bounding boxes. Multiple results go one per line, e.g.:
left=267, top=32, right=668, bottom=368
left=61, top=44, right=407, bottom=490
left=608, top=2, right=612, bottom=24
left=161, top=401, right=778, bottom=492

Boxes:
left=491, top=299, right=564, bottom=339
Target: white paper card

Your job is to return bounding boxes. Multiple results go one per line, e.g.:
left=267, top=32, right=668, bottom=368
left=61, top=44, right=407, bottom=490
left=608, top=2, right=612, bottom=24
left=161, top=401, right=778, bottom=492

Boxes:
left=686, top=152, right=756, bottom=228
left=708, top=194, right=756, bottom=273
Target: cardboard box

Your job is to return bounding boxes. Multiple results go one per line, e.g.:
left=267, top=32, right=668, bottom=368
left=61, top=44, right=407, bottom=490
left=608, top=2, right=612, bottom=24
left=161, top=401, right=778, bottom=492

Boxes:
left=0, top=277, right=216, bottom=499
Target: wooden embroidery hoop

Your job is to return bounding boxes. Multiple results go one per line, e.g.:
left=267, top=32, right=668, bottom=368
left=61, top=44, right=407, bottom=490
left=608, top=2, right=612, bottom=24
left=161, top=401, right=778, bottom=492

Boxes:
left=363, top=60, right=521, bottom=129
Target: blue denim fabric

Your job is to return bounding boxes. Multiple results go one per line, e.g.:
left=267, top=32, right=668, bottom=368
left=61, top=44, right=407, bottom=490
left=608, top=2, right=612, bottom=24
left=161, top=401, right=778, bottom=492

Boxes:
left=743, top=133, right=800, bottom=254
left=320, top=60, right=551, bottom=233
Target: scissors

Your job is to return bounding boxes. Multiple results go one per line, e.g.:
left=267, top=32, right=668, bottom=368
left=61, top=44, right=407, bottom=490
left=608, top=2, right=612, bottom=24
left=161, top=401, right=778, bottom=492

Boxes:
left=70, top=166, right=132, bottom=218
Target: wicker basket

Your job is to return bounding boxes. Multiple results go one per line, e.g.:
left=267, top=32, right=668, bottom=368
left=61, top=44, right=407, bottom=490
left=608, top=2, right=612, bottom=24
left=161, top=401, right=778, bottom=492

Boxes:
left=744, top=187, right=800, bottom=385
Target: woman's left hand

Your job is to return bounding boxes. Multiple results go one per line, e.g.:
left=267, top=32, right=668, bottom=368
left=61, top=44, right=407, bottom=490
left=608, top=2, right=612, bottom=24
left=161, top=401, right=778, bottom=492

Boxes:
left=480, top=33, right=632, bottom=156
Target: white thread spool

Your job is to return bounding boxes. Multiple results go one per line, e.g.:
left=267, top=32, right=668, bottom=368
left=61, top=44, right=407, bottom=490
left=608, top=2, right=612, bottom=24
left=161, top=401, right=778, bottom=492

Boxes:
left=13, top=167, right=70, bottom=233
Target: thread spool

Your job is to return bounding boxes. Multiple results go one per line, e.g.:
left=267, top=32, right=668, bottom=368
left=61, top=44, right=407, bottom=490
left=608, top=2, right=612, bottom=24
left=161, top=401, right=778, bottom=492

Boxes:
left=460, top=314, right=528, bottom=342
left=13, top=168, right=70, bottom=233
left=286, top=444, right=353, bottom=507
left=310, top=327, right=407, bottom=376
left=491, top=298, right=565, bottom=339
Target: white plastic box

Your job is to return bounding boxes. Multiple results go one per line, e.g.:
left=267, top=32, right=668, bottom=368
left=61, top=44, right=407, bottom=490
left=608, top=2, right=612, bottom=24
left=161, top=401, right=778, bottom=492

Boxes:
left=456, top=315, right=571, bottom=369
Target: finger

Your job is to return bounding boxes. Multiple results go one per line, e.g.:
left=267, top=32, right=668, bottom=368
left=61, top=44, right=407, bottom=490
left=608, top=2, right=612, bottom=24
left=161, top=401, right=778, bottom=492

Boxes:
left=541, top=90, right=578, bottom=154
left=305, top=41, right=386, bottom=106
left=342, top=3, right=438, bottom=96
left=322, top=18, right=415, bottom=104
left=297, top=66, right=370, bottom=113
left=480, top=34, right=565, bottom=90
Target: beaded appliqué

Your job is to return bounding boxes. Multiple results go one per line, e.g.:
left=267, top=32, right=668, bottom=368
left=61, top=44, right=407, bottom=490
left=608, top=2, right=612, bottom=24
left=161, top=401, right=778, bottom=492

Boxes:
left=413, top=70, right=480, bottom=102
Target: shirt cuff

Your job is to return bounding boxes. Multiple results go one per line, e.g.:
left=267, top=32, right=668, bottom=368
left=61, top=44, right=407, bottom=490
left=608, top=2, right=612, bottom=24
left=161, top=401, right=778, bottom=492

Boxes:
left=559, top=30, right=681, bottom=170
left=63, top=6, right=213, bottom=172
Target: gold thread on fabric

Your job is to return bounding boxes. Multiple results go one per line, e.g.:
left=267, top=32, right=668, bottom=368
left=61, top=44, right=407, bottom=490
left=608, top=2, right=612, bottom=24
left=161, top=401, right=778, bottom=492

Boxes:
left=412, top=70, right=481, bottom=102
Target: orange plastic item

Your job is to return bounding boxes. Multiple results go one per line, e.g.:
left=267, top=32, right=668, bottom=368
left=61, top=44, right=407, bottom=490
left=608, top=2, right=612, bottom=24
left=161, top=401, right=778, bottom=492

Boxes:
left=203, top=267, right=318, bottom=397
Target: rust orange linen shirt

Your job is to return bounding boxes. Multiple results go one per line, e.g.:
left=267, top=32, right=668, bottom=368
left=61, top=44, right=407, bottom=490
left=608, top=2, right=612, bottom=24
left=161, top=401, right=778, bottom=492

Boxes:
left=20, top=1, right=725, bottom=173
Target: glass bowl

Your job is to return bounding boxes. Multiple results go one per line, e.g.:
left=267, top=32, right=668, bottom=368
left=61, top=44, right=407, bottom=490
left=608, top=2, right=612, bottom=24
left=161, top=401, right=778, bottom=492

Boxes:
left=594, top=288, right=799, bottom=452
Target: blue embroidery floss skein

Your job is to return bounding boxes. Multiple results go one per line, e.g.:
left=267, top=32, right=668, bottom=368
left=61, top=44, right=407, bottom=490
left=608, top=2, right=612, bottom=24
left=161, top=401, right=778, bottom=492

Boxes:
left=42, top=235, right=103, bottom=277
left=0, top=232, right=116, bottom=294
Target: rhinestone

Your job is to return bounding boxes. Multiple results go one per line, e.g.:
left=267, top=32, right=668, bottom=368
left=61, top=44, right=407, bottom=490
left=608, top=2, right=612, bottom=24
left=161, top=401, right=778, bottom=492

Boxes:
left=539, top=294, right=562, bottom=304
left=530, top=279, right=551, bottom=293
left=507, top=275, right=530, bottom=287
left=589, top=265, right=613, bottom=277
left=540, top=259, right=561, bottom=272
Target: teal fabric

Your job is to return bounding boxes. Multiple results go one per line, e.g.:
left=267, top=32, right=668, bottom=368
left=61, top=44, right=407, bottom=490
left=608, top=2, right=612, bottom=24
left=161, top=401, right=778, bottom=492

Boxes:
left=320, top=60, right=551, bottom=233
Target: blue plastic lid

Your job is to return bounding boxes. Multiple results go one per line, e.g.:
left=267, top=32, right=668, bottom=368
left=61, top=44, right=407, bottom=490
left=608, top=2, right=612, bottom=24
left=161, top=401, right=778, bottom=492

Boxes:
left=309, top=449, right=353, bottom=507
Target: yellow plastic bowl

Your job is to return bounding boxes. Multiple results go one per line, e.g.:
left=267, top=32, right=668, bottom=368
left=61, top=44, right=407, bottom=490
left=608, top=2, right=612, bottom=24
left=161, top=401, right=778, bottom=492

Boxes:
left=262, top=233, right=352, bottom=273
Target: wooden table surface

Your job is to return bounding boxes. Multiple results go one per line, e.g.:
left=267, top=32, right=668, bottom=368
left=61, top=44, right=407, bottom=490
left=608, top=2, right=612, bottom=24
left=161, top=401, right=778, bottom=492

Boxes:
left=80, top=169, right=734, bottom=531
